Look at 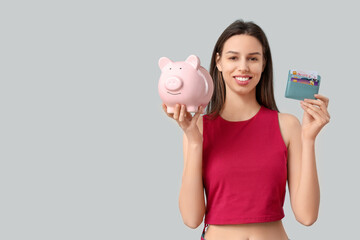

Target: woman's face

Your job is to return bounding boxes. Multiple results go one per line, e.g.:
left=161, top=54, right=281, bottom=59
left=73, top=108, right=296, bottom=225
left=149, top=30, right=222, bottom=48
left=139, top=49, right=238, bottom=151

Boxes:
left=216, top=34, right=265, bottom=96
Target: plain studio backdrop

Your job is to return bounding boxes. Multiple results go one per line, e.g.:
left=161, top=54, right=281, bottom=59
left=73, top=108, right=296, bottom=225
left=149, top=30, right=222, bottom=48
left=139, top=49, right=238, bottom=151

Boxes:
left=0, top=0, right=358, bottom=239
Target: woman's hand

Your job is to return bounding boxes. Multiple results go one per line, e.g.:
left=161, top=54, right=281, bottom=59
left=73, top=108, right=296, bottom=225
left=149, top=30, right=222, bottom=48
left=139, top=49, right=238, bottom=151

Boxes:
left=162, top=103, right=203, bottom=143
left=300, top=94, right=330, bottom=141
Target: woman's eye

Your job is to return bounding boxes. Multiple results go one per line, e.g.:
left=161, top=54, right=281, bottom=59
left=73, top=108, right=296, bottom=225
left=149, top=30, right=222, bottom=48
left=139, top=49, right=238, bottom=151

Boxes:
left=249, top=58, right=258, bottom=61
left=229, top=56, right=237, bottom=60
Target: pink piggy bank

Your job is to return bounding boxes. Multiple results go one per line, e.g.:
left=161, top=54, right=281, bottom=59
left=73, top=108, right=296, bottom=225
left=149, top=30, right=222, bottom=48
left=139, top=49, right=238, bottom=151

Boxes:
left=158, top=55, right=214, bottom=113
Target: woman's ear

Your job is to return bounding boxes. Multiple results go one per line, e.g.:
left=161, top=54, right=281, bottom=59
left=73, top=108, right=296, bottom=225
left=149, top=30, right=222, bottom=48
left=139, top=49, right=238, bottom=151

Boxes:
left=216, top=53, right=222, bottom=72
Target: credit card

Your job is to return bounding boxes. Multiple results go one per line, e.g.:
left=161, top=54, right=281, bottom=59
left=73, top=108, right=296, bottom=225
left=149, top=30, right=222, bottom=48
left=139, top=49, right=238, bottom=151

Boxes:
left=291, top=77, right=319, bottom=86
left=290, top=69, right=318, bottom=79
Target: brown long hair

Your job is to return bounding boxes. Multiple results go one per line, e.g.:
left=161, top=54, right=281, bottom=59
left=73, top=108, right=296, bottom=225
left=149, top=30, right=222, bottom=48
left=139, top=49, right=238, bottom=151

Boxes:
left=206, top=19, right=279, bottom=119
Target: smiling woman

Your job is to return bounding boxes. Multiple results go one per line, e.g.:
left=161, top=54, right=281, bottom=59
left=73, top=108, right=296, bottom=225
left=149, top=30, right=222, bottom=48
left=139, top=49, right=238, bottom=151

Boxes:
left=207, top=20, right=277, bottom=119
left=162, top=19, right=330, bottom=240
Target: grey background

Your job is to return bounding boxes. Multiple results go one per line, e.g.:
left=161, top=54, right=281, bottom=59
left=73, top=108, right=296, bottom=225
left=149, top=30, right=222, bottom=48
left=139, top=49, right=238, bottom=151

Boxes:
left=0, top=0, right=358, bottom=239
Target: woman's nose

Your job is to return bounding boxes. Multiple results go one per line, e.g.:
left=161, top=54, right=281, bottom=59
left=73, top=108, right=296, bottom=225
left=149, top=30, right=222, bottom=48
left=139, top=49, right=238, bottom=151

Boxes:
left=237, top=59, right=250, bottom=72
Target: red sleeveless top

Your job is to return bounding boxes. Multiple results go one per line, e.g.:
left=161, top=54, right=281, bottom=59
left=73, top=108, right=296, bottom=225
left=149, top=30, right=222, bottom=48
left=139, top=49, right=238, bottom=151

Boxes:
left=202, top=105, right=288, bottom=225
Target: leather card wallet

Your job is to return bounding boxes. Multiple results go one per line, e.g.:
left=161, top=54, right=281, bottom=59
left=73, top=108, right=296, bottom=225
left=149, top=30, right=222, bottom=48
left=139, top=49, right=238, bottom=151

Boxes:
left=285, top=70, right=321, bottom=100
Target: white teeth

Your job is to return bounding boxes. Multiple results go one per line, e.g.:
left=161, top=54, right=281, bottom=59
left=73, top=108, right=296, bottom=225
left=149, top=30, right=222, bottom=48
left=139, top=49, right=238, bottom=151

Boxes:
left=235, top=77, right=250, bottom=81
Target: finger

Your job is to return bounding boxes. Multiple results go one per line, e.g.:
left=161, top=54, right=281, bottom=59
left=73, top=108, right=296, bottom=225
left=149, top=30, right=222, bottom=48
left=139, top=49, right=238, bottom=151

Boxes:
left=184, top=110, right=193, bottom=121
left=192, top=106, right=202, bottom=122
left=301, top=102, right=322, bottom=121
left=302, top=104, right=330, bottom=125
left=303, top=98, right=322, bottom=107
left=301, top=101, right=329, bottom=124
left=162, top=103, right=167, bottom=112
left=303, top=99, right=330, bottom=118
left=301, top=101, right=326, bottom=117
left=173, top=104, right=181, bottom=120
left=179, top=105, right=186, bottom=122
left=314, top=94, right=329, bottom=107
left=183, top=105, right=193, bottom=119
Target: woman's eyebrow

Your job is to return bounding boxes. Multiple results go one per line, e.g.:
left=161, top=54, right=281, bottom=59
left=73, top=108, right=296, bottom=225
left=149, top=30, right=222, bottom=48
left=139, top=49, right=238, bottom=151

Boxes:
left=225, top=51, right=239, bottom=54
left=225, top=51, right=261, bottom=55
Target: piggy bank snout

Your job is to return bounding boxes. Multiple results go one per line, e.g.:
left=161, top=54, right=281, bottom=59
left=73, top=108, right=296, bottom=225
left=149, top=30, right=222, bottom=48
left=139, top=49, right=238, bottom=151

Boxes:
left=165, top=77, right=183, bottom=91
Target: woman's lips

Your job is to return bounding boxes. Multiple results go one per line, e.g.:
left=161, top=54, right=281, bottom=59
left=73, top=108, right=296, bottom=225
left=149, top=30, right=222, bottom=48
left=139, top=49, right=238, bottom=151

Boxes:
left=234, top=76, right=252, bottom=85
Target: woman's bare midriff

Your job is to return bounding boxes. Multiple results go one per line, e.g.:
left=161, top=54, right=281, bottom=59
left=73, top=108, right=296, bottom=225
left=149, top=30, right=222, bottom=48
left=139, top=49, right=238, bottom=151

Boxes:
left=203, top=220, right=289, bottom=240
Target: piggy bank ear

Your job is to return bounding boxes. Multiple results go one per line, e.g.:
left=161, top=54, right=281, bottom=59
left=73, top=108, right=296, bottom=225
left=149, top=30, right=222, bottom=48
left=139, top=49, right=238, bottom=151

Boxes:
left=158, top=57, right=173, bottom=70
left=185, top=55, right=200, bottom=70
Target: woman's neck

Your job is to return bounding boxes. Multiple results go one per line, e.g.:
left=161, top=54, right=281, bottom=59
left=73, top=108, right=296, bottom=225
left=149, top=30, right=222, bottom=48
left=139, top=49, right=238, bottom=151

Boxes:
left=220, top=89, right=261, bottom=121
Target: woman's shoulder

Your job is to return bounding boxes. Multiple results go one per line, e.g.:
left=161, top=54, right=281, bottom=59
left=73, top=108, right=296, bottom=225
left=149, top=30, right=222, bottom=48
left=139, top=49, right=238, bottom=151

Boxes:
left=277, top=112, right=301, bottom=148
left=278, top=112, right=301, bottom=127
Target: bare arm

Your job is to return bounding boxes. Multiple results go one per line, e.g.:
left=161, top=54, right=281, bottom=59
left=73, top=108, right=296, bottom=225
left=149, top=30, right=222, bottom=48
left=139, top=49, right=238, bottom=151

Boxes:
left=296, top=138, right=320, bottom=225
left=162, top=103, right=206, bottom=229
left=287, top=94, right=330, bottom=226
left=179, top=134, right=206, bottom=229
left=286, top=115, right=320, bottom=226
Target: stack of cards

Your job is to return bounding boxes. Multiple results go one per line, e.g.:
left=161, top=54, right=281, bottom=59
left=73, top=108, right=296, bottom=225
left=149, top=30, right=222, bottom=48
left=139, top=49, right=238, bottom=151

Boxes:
left=285, top=69, right=321, bottom=100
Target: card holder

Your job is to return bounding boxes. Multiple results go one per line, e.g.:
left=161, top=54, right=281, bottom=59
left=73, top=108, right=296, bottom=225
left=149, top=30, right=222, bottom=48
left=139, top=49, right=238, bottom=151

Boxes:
left=285, top=70, right=321, bottom=100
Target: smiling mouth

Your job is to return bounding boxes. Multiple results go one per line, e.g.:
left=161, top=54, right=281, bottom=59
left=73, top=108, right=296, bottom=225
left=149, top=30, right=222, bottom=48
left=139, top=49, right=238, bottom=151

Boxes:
left=167, top=92, right=181, bottom=95
left=234, top=76, right=253, bottom=81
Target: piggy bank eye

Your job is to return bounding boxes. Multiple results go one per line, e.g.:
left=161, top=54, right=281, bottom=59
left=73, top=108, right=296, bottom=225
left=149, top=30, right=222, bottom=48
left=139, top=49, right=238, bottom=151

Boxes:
left=180, top=68, right=182, bottom=70
left=169, top=68, right=172, bottom=70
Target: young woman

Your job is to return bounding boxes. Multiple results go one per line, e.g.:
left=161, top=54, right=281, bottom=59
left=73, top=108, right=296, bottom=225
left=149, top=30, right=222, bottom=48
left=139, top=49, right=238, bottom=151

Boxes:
left=162, top=19, right=330, bottom=240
